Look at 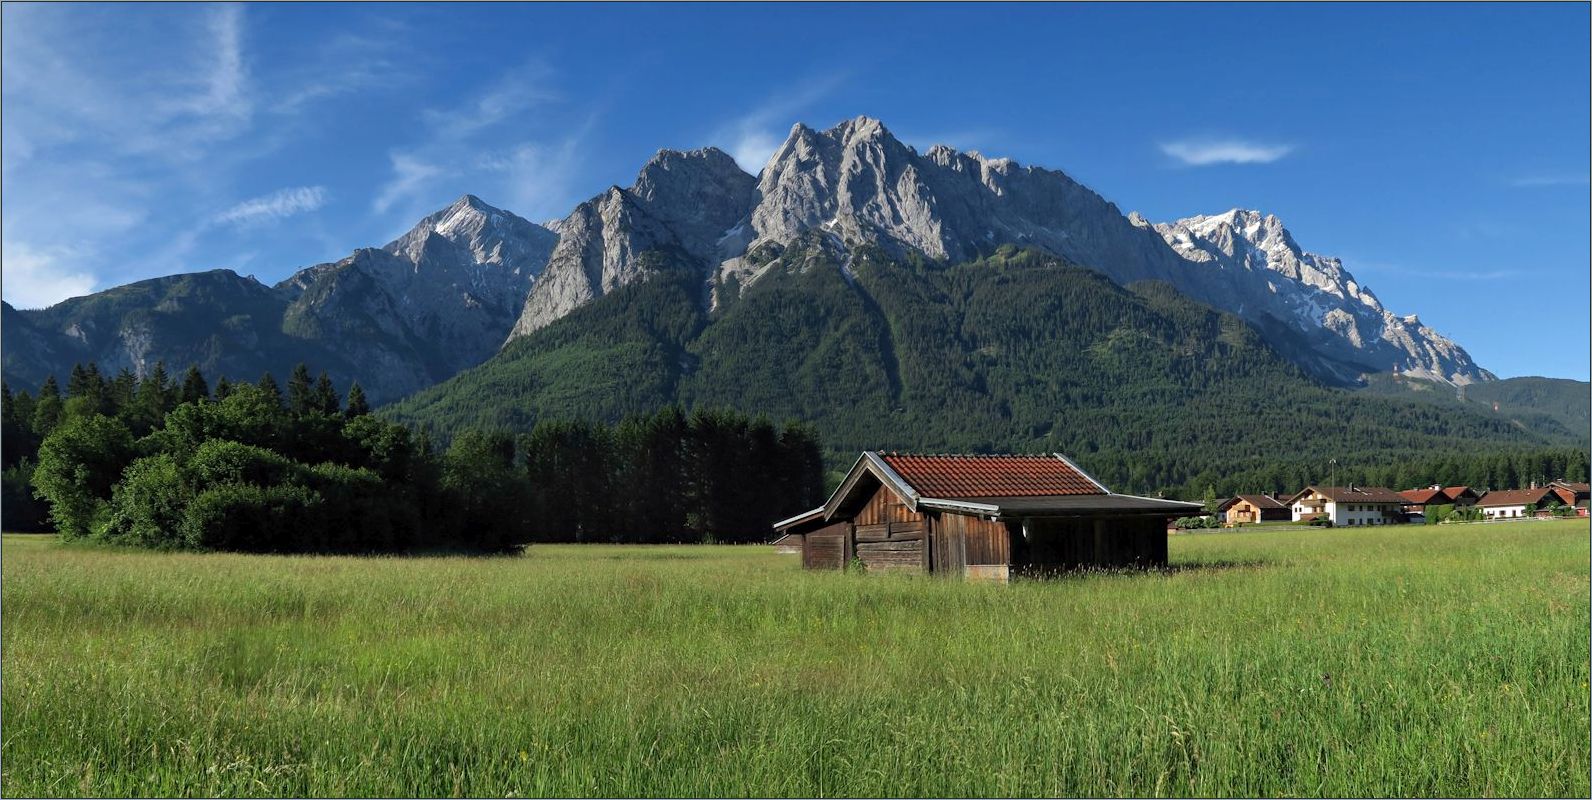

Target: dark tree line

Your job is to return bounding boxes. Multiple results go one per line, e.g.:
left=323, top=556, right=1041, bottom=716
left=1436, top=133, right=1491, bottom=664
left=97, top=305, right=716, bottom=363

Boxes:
left=3, top=362, right=825, bottom=550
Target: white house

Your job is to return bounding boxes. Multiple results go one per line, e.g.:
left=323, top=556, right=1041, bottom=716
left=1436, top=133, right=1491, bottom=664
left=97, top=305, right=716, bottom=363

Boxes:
left=1286, top=486, right=1408, bottom=526
left=1475, top=487, right=1556, bottom=520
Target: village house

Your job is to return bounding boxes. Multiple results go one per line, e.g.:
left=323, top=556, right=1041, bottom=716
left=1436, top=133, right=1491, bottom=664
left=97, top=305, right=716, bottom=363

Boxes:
left=1476, top=487, right=1559, bottom=519
left=771, top=452, right=1201, bottom=581
left=1398, top=485, right=1476, bottom=517
left=1216, top=494, right=1291, bottom=525
left=1547, top=480, right=1590, bottom=516
left=1287, top=486, right=1409, bottom=526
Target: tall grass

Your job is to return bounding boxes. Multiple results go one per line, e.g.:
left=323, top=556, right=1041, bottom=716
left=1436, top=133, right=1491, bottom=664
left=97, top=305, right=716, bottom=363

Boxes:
left=3, top=521, right=1587, bottom=797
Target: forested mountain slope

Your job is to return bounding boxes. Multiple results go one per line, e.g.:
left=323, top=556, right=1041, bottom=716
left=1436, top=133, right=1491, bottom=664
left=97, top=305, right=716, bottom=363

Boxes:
left=385, top=244, right=1566, bottom=493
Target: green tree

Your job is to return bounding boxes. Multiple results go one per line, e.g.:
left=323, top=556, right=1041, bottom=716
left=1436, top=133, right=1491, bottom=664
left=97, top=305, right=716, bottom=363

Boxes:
left=287, top=363, right=315, bottom=416
left=312, top=371, right=340, bottom=416
left=444, top=431, right=531, bottom=551
left=214, top=375, right=234, bottom=401
left=32, top=414, right=136, bottom=538
left=344, top=382, right=371, bottom=418
left=256, top=372, right=285, bottom=408
left=180, top=365, right=210, bottom=405
left=30, top=376, right=64, bottom=439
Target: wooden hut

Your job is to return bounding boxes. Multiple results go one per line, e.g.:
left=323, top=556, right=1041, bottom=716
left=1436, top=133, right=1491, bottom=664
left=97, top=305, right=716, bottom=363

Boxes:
left=771, top=452, right=1201, bottom=581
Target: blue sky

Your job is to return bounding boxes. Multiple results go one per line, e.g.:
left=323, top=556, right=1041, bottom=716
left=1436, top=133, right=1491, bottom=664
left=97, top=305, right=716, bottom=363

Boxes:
left=4, top=3, right=1587, bottom=379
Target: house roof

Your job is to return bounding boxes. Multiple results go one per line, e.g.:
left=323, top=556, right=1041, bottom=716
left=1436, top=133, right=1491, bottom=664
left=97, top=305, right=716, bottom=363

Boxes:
left=1287, top=486, right=1408, bottom=505
left=1399, top=488, right=1446, bottom=505
left=1550, top=481, right=1590, bottom=494
left=877, top=453, right=1104, bottom=498
left=1235, top=493, right=1288, bottom=510
left=1476, top=487, right=1554, bottom=507
left=1441, top=486, right=1477, bottom=500
left=784, top=451, right=1200, bottom=530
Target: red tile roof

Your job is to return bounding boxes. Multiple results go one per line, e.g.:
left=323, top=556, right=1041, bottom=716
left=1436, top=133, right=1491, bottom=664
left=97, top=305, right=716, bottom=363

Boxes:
left=1476, top=487, right=1554, bottom=507
left=1399, top=488, right=1446, bottom=505
left=1441, top=486, right=1475, bottom=500
left=879, top=453, right=1103, bottom=499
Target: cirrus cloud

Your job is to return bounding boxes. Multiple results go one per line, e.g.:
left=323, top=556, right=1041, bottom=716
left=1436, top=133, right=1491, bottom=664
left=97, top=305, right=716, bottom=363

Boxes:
left=215, top=185, right=328, bottom=226
left=1160, top=138, right=1294, bottom=166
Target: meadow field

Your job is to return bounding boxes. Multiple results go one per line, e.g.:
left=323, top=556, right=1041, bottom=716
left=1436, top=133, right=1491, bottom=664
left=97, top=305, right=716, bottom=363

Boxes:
left=2, top=520, right=1587, bottom=797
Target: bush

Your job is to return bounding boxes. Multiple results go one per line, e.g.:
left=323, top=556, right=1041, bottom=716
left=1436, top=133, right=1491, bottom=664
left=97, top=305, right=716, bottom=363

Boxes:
left=101, top=454, right=188, bottom=547
left=188, top=439, right=300, bottom=487
left=305, top=462, right=418, bottom=552
left=181, top=483, right=323, bottom=552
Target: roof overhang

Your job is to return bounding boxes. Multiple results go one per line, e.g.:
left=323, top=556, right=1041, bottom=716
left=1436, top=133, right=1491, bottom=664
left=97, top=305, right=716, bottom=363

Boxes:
left=820, top=451, right=921, bottom=521
left=974, top=492, right=1205, bottom=518
left=771, top=507, right=825, bottom=531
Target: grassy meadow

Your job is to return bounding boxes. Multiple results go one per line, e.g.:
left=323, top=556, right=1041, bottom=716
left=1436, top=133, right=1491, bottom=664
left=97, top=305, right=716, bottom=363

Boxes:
left=2, top=520, right=1588, bottom=797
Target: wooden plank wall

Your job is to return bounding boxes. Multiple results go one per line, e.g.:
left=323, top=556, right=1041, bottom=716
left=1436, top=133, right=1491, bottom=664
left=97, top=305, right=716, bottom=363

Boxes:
left=850, top=483, right=927, bottom=573
left=927, top=513, right=1009, bottom=575
left=803, top=521, right=850, bottom=570
left=855, top=483, right=923, bottom=525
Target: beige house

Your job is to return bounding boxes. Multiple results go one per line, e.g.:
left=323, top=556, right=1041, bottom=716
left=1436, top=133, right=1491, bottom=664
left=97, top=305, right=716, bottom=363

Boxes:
left=1217, top=494, right=1290, bottom=525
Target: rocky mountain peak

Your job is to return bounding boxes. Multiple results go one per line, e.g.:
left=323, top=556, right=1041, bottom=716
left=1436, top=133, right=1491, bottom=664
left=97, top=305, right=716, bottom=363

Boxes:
left=506, top=142, right=757, bottom=338
left=1152, top=210, right=1488, bottom=385
left=502, top=115, right=1489, bottom=387
left=385, top=194, right=555, bottom=271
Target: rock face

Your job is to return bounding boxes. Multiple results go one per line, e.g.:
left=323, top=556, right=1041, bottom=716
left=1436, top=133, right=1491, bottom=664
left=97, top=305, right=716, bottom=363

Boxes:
left=5, top=116, right=1494, bottom=400
left=280, top=194, right=556, bottom=398
left=1147, top=210, right=1491, bottom=385
left=508, top=149, right=756, bottom=337
left=509, top=116, right=1488, bottom=386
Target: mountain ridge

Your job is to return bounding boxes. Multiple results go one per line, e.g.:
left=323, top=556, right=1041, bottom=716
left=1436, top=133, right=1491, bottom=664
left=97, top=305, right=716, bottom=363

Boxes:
left=3, top=116, right=1516, bottom=410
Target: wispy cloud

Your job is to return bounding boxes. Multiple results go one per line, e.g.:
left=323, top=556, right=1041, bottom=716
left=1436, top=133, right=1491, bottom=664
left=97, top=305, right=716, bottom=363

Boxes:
left=1, top=242, right=98, bottom=309
left=1509, top=173, right=1589, bottom=187
left=373, top=154, right=444, bottom=216
left=2, top=5, right=436, bottom=305
left=216, top=186, right=328, bottom=226
left=371, top=64, right=589, bottom=225
left=1160, top=138, right=1294, bottom=166
left=712, top=73, right=847, bottom=173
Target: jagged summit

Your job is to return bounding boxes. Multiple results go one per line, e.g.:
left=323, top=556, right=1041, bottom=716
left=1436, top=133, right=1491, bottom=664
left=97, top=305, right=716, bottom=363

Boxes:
left=384, top=194, right=555, bottom=272
left=1151, top=209, right=1489, bottom=385
left=505, top=115, right=1490, bottom=386
left=506, top=141, right=757, bottom=337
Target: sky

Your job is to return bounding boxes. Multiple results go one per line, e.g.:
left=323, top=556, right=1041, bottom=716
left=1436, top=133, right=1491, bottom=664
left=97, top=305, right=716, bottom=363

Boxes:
left=3, top=2, right=1588, bottom=380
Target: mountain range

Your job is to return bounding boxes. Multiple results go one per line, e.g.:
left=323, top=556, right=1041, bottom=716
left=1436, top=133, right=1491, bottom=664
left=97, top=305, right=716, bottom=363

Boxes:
left=3, top=116, right=1581, bottom=484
